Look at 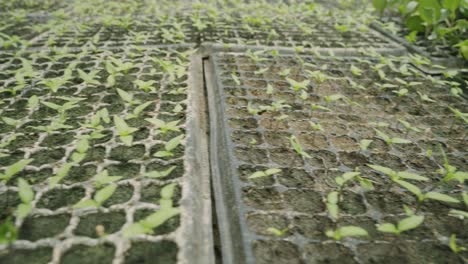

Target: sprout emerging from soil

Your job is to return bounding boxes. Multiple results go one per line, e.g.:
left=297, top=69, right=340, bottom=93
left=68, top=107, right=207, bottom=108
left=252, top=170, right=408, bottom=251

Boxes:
left=326, top=226, right=368, bottom=240
left=377, top=215, right=424, bottom=236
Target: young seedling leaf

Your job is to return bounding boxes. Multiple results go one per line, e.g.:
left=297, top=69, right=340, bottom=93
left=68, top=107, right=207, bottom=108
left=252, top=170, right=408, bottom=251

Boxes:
left=360, top=139, right=373, bottom=151
left=338, top=226, right=369, bottom=238
left=395, top=180, right=422, bottom=198
left=16, top=203, right=32, bottom=220
left=73, top=199, right=99, bottom=209
left=94, top=184, right=117, bottom=205
left=249, top=168, right=282, bottom=179
left=424, top=192, right=459, bottom=204
left=397, top=215, right=424, bottom=232
left=289, top=135, right=311, bottom=158
left=267, top=227, right=288, bottom=237
left=144, top=166, right=176, bottom=179
left=391, top=137, right=412, bottom=144
left=449, top=209, right=468, bottom=218
left=160, top=183, right=177, bottom=200
left=398, top=171, right=429, bottom=181
left=377, top=223, right=398, bottom=234
left=49, top=162, right=73, bottom=188
left=93, top=170, right=122, bottom=187
left=450, top=234, right=467, bottom=254
left=165, top=135, right=184, bottom=151
left=368, top=164, right=395, bottom=176
left=18, top=178, right=34, bottom=204
left=0, top=159, right=33, bottom=183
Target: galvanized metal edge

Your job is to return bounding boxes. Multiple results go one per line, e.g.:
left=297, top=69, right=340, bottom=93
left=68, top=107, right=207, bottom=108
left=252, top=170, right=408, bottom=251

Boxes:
left=203, top=47, right=254, bottom=264
left=177, top=49, right=215, bottom=264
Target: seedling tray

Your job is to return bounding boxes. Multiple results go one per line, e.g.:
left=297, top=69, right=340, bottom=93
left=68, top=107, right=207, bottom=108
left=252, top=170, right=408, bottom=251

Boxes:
left=2, top=13, right=404, bottom=54
left=206, top=51, right=467, bottom=264
left=0, top=47, right=213, bottom=264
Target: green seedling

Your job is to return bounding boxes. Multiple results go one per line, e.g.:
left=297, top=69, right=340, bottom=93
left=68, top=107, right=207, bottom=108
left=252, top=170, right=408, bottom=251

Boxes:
left=108, top=57, right=136, bottom=75
left=348, top=78, right=366, bottom=90
left=311, top=104, right=331, bottom=112
left=396, top=179, right=460, bottom=205
left=81, top=108, right=110, bottom=130
left=248, top=168, right=282, bottom=179
left=27, top=95, right=39, bottom=110
left=368, top=164, right=429, bottom=182
left=93, top=170, right=122, bottom=188
left=154, top=135, right=184, bottom=158
left=309, top=121, right=323, bottom=131
left=117, top=88, right=141, bottom=106
left=270, top=101, right=291, bottom=112
left=324, top=94, right=345, bottom=104
left=70, top=138, right=89, bottom=163
left=123, top=183, right=180, bottom=237
left=306, top=70, right=332, bottom=83
left=350, top=64, right=362, bottom=76
left=377, top=215, right=425, bottom=236
left=326, top=226, right=368, bottom=240
left=39, top=76, right=70, bottom=93
left=74, top=184, right=118, bottom=208
left=299, top=90, right=309, bottom=100
left=334, top=23, right=349, bottom=33
left=105, top=60, right=122, bottom=87
left=417, top=92, right=436, bottom=103
left=41, top=100, right=80, bottom=114
left=374, top=129, right=411, bottom=145
left=247, top=102, right=261, bottom=115
left=448, top=107, right=468, bottom=125
left=398, top=119, right=421, bottom=133
left=49, top=163, right=73, bottom=188
left=232, top=73, right=241, bottom=85
left=336, top=170, right=374, bottom=191
left=126, top=101, right=153, bottom=119
left=359, top=139, right=373, bottom=151
left=393, top=88, right=408, bottom=97
left=172, top=104, right=183, bottom=113
left=449, top=210, right=468, bottom=218
left=447, top=81, right=463, bottom=97
left=1, top=72, right=26, bottom=96
left=266, top=84, right=274, bottom=94
left=450, top=234, right=467, bottom=254
left=16, top=178, right=34, bottom=219
left=78, top=69, right=101, bottom=86
left=114, top=115, right=138, bottom=146
left=134, top=80, right=156, bottom=93
left=267, top=227, right=289, bottom=237
left=437, top=146, right=467, bottom=184
left=394, top=78, right=422, bottom=89
left=144, top=166, right=177, bottom=179
left=0, top=134, right=16, bottom=158
left=0, top=159, right=33, bottom=183
left=326, top=191, right=339, bottom=221
left=425, top=148, right=433, bottom=158
left=289, top=135, right=311, bottom=158
left=145, top=118, right=180, bottom=134
left=2, top=117, right=26, bottom=128
left=286, top=78, right=309, bottom=92
left=246, top=49, right=267, bottom=63
left=0, top=217, right=17, bottom=245
left=254, top=67, right=268, bottom=75
left=335, top=171, right=361, bottom=189
left=369, top=121, right=389, bottom=127
left=279, top=68, right=290, bottom=77
left=31, top=115, right=72, bottom=133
